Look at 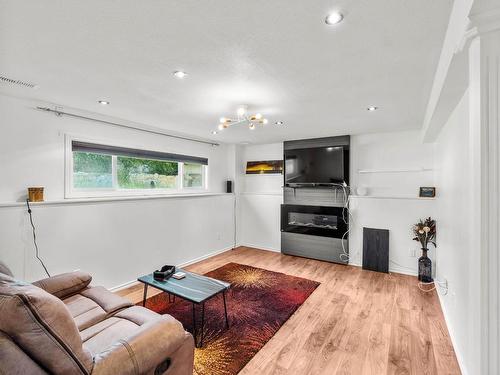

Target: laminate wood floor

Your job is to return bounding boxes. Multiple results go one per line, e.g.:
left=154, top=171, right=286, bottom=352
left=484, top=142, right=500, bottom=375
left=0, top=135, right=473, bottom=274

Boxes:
left=117, top=246, right=461, bottom=375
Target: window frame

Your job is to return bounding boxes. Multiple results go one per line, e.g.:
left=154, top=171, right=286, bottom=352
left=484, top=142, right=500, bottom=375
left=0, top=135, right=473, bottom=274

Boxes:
left=65, top=135, right=208, bottom=199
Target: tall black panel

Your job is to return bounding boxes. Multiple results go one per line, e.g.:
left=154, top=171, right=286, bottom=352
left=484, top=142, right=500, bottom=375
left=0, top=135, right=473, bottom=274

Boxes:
left=362, top=227, right=389, bottom=273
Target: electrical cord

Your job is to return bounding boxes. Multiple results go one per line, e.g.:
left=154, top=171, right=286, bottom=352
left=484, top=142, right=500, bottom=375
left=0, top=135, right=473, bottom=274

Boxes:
left=336, top=186, right=446, bottom=295
left=26, top=199, right=51, bottom=277
left=418, top=279, right=448, bottom=293
left=339, top=183, right=351, bottom=262
left=233, top=192, right=237, bottom=250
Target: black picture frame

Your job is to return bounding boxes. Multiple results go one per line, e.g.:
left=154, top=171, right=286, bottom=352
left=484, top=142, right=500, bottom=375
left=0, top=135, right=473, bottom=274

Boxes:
left=419, top=187, right=436, bottom=198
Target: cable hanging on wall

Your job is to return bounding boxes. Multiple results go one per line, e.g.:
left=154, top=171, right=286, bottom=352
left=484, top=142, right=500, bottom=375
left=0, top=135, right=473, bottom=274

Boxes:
left=26, top=200, right=51, bottom=278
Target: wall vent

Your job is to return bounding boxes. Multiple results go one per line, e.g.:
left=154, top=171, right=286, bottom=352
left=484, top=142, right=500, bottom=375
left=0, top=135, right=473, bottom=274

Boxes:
left=0, top=75, right=38, bottom=89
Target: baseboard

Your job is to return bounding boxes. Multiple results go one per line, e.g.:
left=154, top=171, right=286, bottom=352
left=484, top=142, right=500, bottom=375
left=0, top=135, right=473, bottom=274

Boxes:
left=437, top=291, right=469, bottom=375
left=109, top=245, right=235, bottom=292
left=238, top=242, right=281, bottom=253
left=388, top=264, right=417, bottom=277
left=177, top=245, right=235, bottom=268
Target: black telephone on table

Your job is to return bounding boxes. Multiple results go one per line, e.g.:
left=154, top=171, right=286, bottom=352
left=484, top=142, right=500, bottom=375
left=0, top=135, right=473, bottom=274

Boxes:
left=153, top=265, right=176, bottom=281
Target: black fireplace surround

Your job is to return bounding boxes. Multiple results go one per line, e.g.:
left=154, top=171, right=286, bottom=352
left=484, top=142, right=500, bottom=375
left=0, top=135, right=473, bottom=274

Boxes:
left=281, top=204, right=348, bottom=239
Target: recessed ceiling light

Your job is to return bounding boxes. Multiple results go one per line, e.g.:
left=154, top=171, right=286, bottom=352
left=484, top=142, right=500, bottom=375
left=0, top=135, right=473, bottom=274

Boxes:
left=249, top=124, right=256, bottom=130
left=211, top=130, right=218, bottom=135
left=98, top=100, right=110, bottom=105
left=275, top=121, right=284, bottom=125
left=367, top=106, right=378, bottom=111
left=173, top=71, right=187, bottom=79
left=325, top=12, right=344, bottom=25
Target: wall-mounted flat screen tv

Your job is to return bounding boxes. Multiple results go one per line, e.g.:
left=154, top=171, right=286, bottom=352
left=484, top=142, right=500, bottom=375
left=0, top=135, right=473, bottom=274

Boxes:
left=285, top=146, right=349, bottom=185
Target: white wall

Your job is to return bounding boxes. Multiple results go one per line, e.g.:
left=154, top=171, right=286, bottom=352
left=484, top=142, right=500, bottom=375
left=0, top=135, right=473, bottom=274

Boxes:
left=236, top=132, right=437, bottom=275
left=0, top=94, right=235, bottom=288
left=236, top=143, right=283, bottom=251
left=348, top=197, right=436, bottom=273
left=434, top=90, right=479, bottom=375
left=350, top=130, right=435, bottom=197
left=0, top=95, right=231, bottom=202
left=349, top=130, right=437, bottom=274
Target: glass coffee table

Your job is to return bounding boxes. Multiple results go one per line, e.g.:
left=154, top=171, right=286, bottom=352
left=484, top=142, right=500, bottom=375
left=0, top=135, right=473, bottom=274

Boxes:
left=137, top=270, right=230, bottom=347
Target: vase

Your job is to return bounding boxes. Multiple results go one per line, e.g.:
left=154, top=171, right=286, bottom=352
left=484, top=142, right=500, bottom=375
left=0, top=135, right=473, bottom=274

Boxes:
left=418, top=248, right=433, bottom=283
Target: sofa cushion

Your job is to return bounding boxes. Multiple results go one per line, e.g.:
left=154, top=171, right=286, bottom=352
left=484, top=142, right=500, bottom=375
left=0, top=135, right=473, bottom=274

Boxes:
left=64, top=293, right=108, bottom=331
left=81, top=306, right=182, bottom=357
left=33, top=271, right=92, bottom=299
left=0, top=261, right=13, bottom=277
left=63, top=286, right=133, bottom=331
left=0, top=331, right=49, bottom=375
left=0, top=272, right=93, bottom=374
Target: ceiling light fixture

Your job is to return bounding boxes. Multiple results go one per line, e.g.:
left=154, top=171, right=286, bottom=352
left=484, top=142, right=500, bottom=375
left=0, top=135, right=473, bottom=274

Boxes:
left=367, top=106, right=378, bottom=111
left=325, top=12, right=344, bottom=25
left=275, top=121, right=284, bottom=125
left=98, top=100, right=110, bottom=105
left=214, top=105, right=269, bottom=132
left=237, top=106, right=246, bottom=117
left=173, top=71, right=187, bottom=79
left=211, top=130, right=218, bottom=135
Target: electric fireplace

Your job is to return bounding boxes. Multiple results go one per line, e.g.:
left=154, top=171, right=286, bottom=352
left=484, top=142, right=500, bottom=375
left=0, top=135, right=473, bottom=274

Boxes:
left=281, top=204, right=347, bottom=238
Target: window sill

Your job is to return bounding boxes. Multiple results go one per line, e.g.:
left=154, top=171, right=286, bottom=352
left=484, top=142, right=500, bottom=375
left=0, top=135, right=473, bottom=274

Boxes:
left=0, top=192, right=233, bottom=208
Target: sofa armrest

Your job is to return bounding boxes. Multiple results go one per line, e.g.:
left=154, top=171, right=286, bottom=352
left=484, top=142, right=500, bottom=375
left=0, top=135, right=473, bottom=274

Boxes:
left=32, top=271, right=92, bottom=299
left=91, top=317, right=194, bottom=375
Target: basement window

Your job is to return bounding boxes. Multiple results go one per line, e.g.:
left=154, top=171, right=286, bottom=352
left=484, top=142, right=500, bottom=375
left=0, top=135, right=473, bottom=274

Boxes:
left=66, top=139, right=207, bottom=198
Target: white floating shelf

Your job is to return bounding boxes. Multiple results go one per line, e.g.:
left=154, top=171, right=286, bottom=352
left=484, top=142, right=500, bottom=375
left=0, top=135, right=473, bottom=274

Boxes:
left=357, top=167, right=434, bottom=174
left=350, top=195, right=436, bottom=201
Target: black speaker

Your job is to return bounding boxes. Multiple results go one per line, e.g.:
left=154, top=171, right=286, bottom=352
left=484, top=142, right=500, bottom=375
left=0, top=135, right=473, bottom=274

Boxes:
left=362, top=227, right=389, bottom=273
left=226, top=180, right=233, bottom=193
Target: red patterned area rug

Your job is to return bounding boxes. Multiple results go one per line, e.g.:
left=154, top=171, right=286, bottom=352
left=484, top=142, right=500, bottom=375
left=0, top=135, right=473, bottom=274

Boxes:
left=141, top=262, right=320, bottom=375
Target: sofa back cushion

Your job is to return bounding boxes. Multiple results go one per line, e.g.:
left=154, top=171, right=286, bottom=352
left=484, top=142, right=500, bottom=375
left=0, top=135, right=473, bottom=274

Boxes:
left=0, top=261, right=13, bottom=277
left=0, top=273, right=93, bottom=374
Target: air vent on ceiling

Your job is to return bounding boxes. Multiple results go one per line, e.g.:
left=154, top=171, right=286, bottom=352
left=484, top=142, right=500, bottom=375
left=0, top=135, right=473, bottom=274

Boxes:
left=0, top=75, right=38, bottom=89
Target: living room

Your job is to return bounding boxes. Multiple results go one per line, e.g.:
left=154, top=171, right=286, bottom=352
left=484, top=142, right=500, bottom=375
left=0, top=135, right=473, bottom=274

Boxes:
left=0, top=1, right=499, bottom=375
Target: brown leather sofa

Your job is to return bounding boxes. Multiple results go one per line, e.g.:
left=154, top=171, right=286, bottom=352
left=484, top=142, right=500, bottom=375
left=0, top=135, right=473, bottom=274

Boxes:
left=0, top=263, right=194, bottom=375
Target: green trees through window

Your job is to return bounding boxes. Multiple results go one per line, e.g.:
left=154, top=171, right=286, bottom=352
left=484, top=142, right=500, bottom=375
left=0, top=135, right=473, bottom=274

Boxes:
left=117, top=157, right=178, bottom=189
left=72, top=151, right=204, bottom=192
left=73, top=152, right=112, bottom=188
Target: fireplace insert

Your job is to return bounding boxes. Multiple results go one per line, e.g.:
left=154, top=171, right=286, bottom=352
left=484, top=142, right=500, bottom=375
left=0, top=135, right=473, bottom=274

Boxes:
left=281, top=204, right=347, bottom=238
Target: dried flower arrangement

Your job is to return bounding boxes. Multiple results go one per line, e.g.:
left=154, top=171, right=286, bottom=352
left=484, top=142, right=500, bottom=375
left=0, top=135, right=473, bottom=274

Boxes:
left=412, top=217, right=436, bottom=249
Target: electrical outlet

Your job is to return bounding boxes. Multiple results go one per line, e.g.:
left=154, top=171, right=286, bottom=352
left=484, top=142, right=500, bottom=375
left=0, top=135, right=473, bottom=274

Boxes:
left=217, top=233, right=222, bottom=240
left=409, top=248, right=416, bottom=257
left=437, top=278, right=449, bottom=295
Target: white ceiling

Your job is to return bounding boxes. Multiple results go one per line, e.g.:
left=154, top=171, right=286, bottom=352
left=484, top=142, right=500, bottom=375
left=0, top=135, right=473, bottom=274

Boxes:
left=0, top=0, right=452, bottom=144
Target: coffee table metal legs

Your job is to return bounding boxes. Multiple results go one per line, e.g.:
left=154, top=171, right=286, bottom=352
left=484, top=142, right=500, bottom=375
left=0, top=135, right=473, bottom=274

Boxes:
left=141, top=288, right=230, bottom=348
left=142, top=284, right=148, bottom=307
left=168, top=293, right=175, bottom=303
left=200, top=302, right=205, bottom=347
left=192, top=302, right=205, bottom=348
left=192, top=302, right=196, bottom=346
left=194, top=292, right=228, bottom=347
left=223, top=290, right=229, bottom=329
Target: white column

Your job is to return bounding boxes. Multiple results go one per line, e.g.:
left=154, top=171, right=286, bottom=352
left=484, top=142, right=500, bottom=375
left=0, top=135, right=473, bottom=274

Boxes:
left=468, top=6, right=500, bottom=374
